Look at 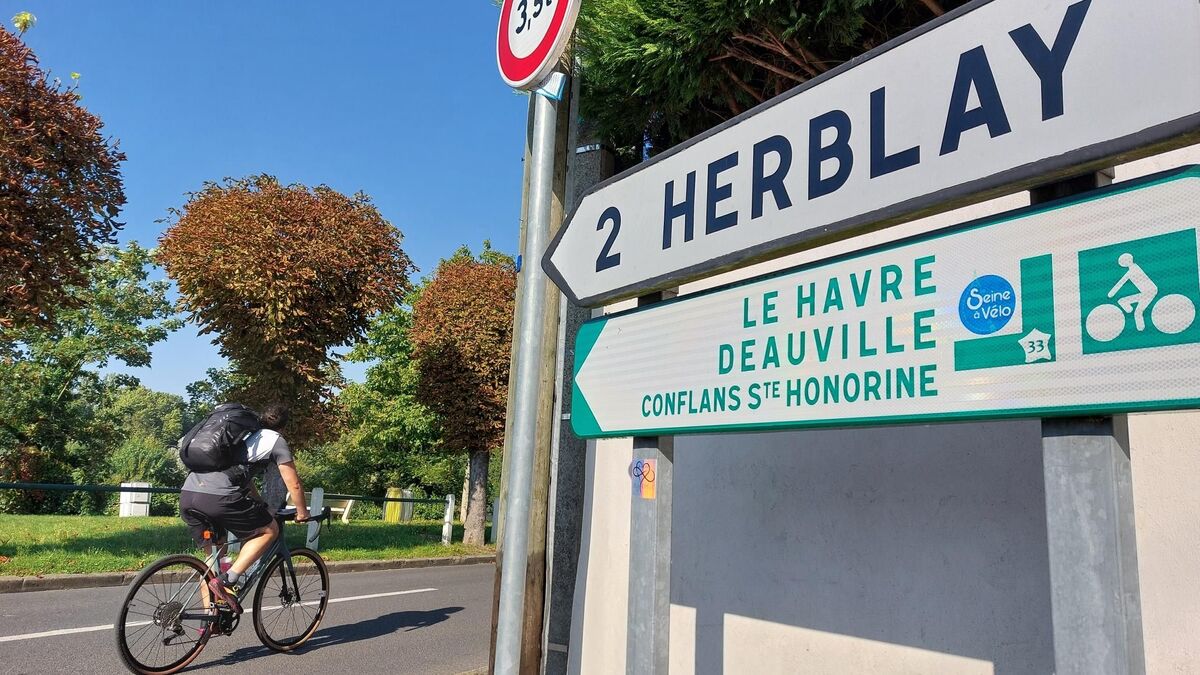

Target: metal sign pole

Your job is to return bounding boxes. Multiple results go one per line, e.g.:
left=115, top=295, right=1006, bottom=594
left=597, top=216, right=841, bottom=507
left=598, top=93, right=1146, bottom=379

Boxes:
left=627, top=290, right=677, bottom=674
left=1034, top=171, right=1146, bottom=675
left=541, top=80, right=612, bottom=674
left=495, top=75, right=565, bottom=675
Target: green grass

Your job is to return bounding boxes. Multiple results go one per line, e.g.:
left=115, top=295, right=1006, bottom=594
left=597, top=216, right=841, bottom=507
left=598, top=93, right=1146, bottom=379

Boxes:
left=0, top=515, right=493, bottom=576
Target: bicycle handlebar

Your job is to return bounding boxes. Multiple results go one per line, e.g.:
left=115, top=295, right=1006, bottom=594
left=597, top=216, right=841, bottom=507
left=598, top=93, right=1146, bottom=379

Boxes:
left=277, top=506, right=331, bottom=523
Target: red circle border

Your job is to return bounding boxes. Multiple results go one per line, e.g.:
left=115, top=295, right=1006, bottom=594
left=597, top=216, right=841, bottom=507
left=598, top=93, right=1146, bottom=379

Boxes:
left=497, top=0, right=572, bottom=88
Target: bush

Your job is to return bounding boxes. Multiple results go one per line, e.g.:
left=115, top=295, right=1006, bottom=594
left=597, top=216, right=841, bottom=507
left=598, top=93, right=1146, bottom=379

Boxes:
left=108, top=437, right=186, bottom=516
left=352, top=500, right=383, bottom=521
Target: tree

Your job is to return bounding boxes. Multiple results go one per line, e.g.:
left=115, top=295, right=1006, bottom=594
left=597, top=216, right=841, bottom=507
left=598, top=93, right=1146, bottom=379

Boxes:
left=0, top=244, right=179, bottom=512
left=183, top=367, right=249, bottom=429
left=102, top=383, right=187, bottom=514
left=102, top=384, right=186, bottom=450
left=576, top=0, right=960, bottom=159
left=0, top=25, right=126, bottom=328
left=157, top=175, right=414, bottom=443
left=410, top=243, right=516, bottom=545
left=321, top=301, right=450, bottom=498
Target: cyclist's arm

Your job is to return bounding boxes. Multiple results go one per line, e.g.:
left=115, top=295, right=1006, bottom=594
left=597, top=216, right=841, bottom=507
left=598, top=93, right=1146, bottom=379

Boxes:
left=278, top=461, right=309, bottom=521
left=1108, top=272, right=1131, bottom=298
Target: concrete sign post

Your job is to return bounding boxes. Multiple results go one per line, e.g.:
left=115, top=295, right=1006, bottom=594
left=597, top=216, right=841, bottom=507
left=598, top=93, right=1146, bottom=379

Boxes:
left=570, top=166, right=1200, bottom=438
left=1030, top=171, right=1146, bottom=675
left=543, top=0, right=1200, bottom=306
left=626, top=291, right=676, bottom=675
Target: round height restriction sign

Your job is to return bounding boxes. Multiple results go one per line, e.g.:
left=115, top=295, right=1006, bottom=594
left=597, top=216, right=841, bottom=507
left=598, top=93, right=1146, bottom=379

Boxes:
left=497, top=0, right=580, bottom=90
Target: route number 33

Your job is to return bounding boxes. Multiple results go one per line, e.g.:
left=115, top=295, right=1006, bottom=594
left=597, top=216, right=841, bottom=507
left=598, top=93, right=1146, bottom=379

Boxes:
left=514, top=0, right=553, bottom=34
left=1017, top=328, right=1053, bottom=364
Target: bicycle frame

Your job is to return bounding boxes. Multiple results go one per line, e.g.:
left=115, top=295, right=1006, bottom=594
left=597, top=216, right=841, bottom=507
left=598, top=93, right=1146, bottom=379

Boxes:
left=211, top=530, right=291, bottom=606
left=172, top=515, right=325, bottom=625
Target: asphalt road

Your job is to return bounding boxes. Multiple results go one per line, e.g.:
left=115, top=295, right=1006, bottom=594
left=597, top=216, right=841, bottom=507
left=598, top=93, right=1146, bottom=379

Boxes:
left=0, top=563, right=494, bottom=675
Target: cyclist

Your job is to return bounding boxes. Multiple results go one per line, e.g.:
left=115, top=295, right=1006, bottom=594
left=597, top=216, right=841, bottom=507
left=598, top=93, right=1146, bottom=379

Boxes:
left=1108, top=252, right=1158, bottom=332
left=179, top=403, right=309, bottom=614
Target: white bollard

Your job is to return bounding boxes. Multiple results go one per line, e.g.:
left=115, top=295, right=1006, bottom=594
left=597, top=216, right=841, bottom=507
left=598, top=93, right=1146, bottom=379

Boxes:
left=306, top=488, right=324, bottom=551
left=441, top=494, right=455, bottom=546
left=119, top=482, right=151, bottom=517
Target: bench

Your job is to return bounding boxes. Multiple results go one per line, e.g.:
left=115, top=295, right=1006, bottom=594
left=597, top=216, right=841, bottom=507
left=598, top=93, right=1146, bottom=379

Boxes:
left=287, top=491, right=354, bottom=524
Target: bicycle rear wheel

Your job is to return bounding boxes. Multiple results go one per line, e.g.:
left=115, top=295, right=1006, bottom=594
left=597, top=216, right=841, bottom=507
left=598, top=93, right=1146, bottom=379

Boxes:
left=252, top=547, right=329, bottom=651
left=115, top=554, right=215, bottom=675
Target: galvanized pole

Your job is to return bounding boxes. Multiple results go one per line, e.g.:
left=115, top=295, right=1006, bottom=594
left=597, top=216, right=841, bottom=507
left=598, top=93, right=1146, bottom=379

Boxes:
left=495, top=73, right=564, bottom=675
left=1034, top=171, right=1146, bottom=675
left=541, top=80, right=615, bottom=674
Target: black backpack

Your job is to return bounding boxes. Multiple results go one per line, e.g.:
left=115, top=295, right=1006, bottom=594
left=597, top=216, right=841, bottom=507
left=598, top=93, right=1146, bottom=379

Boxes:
left=178, top=403, right=262, bottom=472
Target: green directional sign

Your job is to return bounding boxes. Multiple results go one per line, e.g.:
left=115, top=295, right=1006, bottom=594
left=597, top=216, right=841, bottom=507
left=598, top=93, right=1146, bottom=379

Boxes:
left=571, top=166, right=1200, bottom=439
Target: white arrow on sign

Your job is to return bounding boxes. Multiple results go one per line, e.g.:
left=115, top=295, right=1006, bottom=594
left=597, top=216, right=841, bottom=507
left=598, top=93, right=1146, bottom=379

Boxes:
left=544, top=0, right=1200, bottom=307
left=570, top=166, right=1200, bottom=438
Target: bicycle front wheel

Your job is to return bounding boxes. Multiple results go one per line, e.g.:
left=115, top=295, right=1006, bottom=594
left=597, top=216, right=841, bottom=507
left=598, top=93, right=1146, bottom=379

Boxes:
left=115, top=554, right=215, bottom=675
left=252, top=547, right=329, bottom=651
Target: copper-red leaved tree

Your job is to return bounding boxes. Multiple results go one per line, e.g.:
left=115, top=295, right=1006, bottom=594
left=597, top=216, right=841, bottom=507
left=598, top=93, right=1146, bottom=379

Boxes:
left=158, top=175, right=413, bottom=442
left=0, top=27, right=126, bottom=328
left=411, top=246, right=516, bottom=546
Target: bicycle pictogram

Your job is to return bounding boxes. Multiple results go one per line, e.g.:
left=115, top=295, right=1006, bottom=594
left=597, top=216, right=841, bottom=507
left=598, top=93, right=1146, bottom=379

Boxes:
left=1078, top=230, right=1200, bottom=355
left=1084, top=253, right=1196, bottom=343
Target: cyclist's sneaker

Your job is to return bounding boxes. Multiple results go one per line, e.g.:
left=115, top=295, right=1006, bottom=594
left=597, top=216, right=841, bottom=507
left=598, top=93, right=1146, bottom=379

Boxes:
left=207, top=577, right=242, bottom=614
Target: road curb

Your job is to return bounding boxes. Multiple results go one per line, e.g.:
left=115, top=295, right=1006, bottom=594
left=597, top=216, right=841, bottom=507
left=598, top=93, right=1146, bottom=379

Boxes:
left=0, top=554, right=495, bottom=594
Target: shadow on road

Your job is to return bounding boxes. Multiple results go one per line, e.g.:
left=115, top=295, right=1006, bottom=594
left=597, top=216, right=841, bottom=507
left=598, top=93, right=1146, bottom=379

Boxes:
left=189, top=606, right=465, bottom=670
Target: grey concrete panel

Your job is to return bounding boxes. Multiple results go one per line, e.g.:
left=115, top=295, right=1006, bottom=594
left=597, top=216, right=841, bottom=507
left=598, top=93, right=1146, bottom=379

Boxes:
left=672, top=420, right=1055, bottom=674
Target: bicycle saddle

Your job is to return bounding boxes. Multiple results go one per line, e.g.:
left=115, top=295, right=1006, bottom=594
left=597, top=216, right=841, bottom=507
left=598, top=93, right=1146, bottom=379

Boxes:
left=184, top=508, right=225, bottom=541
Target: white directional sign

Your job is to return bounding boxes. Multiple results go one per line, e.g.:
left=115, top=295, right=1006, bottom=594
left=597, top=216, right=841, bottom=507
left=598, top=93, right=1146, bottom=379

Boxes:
left=569, top=166, right=1200, bottom=438
left=496, top=0, right=581, bottom=90
left=544, top=0, right=1200, bottom=306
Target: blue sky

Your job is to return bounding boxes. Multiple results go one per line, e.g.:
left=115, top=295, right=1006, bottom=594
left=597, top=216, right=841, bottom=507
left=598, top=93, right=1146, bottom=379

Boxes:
left=6, top=1, right=530, bottom=395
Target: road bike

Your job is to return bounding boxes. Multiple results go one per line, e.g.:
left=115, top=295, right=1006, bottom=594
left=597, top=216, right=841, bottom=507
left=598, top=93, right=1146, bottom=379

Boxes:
left=114, top=506, right=332, bottom=674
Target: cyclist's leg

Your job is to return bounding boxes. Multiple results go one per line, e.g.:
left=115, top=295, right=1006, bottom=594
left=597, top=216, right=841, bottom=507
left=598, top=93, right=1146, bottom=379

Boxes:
left=179, top=492, right=217, bottom=613
left=229, top=521, right=278, bottom=576
left=1131, top=293, right=1154, bottom=331
left=217, top=493, right=278, bottom=577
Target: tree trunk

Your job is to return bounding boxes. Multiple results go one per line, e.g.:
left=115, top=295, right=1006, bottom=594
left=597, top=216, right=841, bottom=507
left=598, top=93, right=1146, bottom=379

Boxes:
left=460, top=463, right=470, bottom=522
left=463, top=449, right=490, bottom=546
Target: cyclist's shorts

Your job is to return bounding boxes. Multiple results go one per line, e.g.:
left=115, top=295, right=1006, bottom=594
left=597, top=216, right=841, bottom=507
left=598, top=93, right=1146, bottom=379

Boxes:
left=180, top=490, right=274, bottom=546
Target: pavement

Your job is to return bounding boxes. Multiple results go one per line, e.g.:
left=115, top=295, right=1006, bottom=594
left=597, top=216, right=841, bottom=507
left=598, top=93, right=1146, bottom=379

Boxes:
left=0, top=563, right=495, bottom=675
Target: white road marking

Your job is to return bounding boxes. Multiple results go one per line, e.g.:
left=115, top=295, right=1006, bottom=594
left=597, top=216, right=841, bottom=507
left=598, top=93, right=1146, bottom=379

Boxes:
left=325, top=588, right=436, bottom=606
left=0, top=623, right=120, bottom=643
left=0, top=587, right=438, bottom=644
